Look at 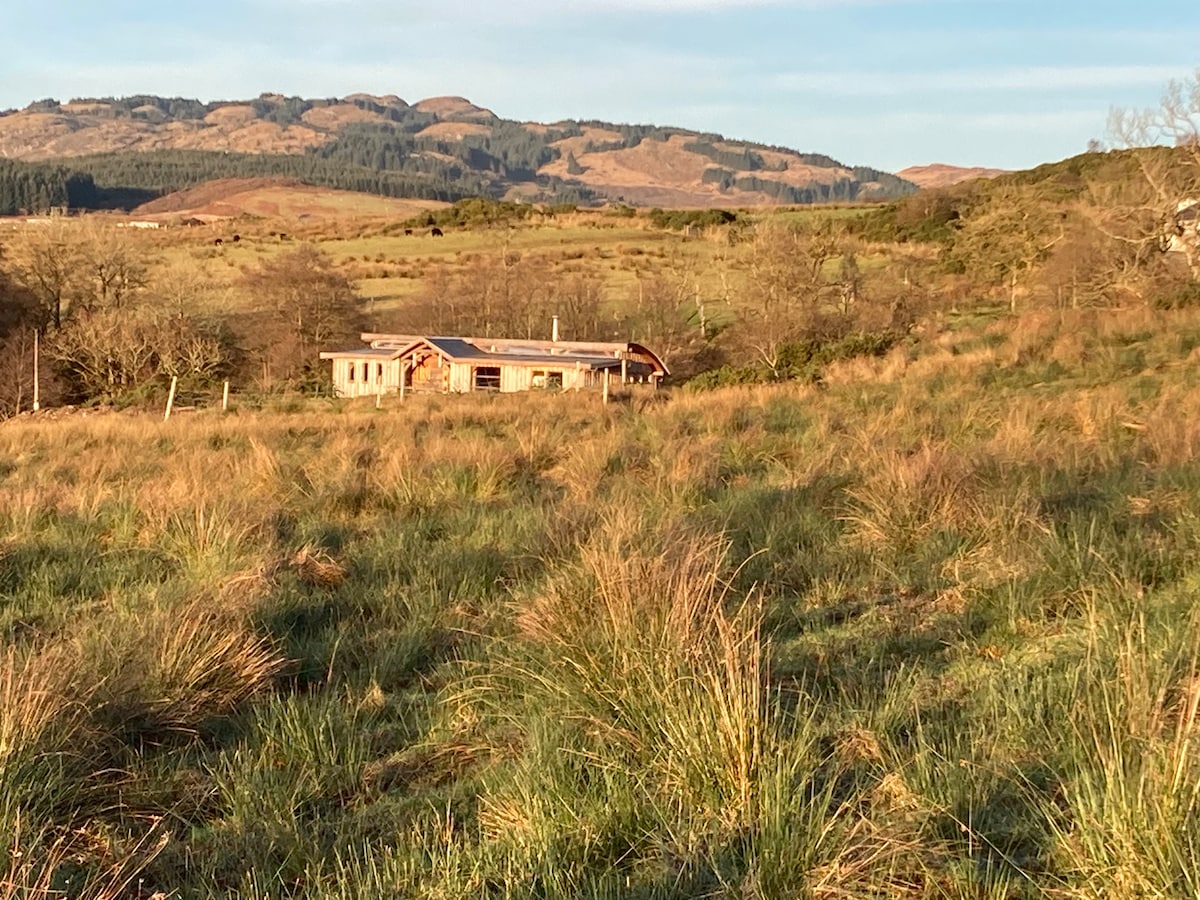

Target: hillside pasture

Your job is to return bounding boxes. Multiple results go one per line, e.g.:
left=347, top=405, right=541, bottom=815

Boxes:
left=3, top=304, right=1200, bottom=896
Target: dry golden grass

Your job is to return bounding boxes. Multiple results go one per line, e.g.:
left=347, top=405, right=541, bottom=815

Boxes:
left=5, top=296, right=1200, bottom=892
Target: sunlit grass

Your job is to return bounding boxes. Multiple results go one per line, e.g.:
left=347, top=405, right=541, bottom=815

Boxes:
left=5, top=305, right=1200, bottom=894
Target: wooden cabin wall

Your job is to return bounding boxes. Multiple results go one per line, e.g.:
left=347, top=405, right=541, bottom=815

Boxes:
left=332, top=358, right=400, bottom=398
left=449, top=364, right=473, bottom=393
left=500, top=367, right=533, bottom=393
left=331, top=356, right=635, bottom=398
left=564, top=366, right=587, bottom=391
left=410, top=355, right=446, bottom=392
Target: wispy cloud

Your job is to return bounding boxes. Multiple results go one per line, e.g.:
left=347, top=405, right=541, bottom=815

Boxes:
left=774, top=64, right=1188, bottom=97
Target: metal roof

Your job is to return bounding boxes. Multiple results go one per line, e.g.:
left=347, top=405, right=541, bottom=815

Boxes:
left=325, top=333, right=669, bottom=375
left=420, top=337, right=621, bottom=369
left=318, top=346, right=405, bottom=360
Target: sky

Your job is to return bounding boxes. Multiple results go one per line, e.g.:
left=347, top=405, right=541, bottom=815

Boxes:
left=0, top=0, right=1197, bottom=173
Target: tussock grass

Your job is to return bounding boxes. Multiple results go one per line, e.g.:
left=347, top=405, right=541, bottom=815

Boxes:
left=5, top=305, right=1200, bottom=893
left=1043, top=594, right=1200, bottom=898
left=504, top=517, right=767, bottom=836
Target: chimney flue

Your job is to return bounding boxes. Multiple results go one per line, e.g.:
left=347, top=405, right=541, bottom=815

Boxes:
left=552, top=315, right=559, bottom=343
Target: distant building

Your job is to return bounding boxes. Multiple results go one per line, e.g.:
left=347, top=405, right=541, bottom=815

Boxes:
left=321, top=332, right=668, bottom=398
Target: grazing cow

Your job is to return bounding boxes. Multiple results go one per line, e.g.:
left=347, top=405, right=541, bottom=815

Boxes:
left=431, top=227, right=444, bottom=237
left=232, top=234, right=241, bottom=243
left=279, top=233, right=288, bottom=241
left=404, top=228, right=413, bottom=236
left=214, top=238, right=224, bottom=246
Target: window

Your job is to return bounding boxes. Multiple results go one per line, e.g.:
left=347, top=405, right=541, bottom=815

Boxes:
left=361, top=362, right=370, bottom=382
left=377, top=363, right=384, bottom=381
left=531, top=369, right=564, bottom=390
left=346, top=361, right=356, bottom=382
left=473, top=366, right=502, bottom=391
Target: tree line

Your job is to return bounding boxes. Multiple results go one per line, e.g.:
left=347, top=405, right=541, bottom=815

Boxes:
left=0, top=220, right=364, bottom=416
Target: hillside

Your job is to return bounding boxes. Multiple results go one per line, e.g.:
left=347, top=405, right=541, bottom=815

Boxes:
left=896, top=163, right=1008, bottom=189
left=129, top=176, right=446, bottom=220
left=0, top=93, right=918, bottom=213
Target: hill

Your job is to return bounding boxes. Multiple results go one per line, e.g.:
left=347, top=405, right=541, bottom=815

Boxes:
left=129, top=176, right=445, bottom=221
left=896, top=163, right=1008, bottom=189
left=0, top=92, right=918, bottom=213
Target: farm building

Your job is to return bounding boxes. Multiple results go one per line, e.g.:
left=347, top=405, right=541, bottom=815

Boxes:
left=320, top=333, right=669, bottom=398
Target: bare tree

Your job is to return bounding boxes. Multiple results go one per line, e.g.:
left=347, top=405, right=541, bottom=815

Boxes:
left=239, top=244, right=363, bottom=385
left=732, top=219, right=845, bottom=376
left=0, top=258, right=57, bottom=416
left=1105, top=68, right=1200, bottom=282
left=6, top=215, right=82, bottom=328
left=627, top=268, right=704, bottom=374
left=48, top=304, right=229, bottom=401
left=951, top=184, right=1064, bottom=312
left=76, top=219, right=150, bottom=311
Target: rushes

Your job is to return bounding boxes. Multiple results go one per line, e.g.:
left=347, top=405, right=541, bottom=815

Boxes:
left=1045, top=597, right=1200, bottom=897
left=6, top=306, right=1200, bottom=893
left=93, top=600, right=288, bottom=740
left=1, top=598, right=286, bottom=886
left=291, top=543, right=348, bottom=589
left=0, top=646, right=86, bottom=830
left=464, top=514, right=773, bottom=879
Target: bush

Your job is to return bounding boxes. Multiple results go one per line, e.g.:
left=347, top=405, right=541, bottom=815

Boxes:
left=687, top=330, right=905, bottom=389
left=1153, top=280, right=1200, bottom=310
left=648, top=208, right=738, bottom=231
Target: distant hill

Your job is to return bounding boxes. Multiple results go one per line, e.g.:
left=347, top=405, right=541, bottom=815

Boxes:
left=0, top=92, right=919, bottom=214
left=130, top=177, right=445, bottom=221
left=897, top=163, right=1009, bottom=190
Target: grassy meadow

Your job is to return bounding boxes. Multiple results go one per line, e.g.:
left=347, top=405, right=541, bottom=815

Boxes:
left=114, top=205, right=753, bottom=323
left=4, top=299, right=1200, bottom=897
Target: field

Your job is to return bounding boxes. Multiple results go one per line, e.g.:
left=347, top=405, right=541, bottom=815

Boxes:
left=4, top=297, right=1200, bottom=896
left=64, top=200, right=732, bottom=327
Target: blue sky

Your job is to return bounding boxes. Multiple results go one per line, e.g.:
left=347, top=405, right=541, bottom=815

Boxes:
left=0, top=0, right=1197, bottom=172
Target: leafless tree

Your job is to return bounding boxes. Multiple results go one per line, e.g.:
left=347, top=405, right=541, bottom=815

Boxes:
left=6, top=215, right=82, bottom=329
left=951, top=184, right=1064, bottom=312
left=239, top=243, right=363, bottom=385
left=1105, top=68, right=1200, bottom=282
left=731, top=219, right=846, bottom=376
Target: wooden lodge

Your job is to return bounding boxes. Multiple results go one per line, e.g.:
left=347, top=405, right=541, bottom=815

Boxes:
left=320, top=333, right=669, bottom=398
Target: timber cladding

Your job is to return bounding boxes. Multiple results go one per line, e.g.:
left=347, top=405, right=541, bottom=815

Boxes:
left=320, top=333, right=668, bottom=398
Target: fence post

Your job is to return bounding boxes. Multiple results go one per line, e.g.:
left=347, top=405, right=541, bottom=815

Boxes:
left=32, top=329, right=40, bottom=412
left=164, top=376, right=178, bottom=421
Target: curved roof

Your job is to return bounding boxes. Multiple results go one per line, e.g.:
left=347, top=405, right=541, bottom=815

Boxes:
left=628, top=342, right=670, bottom=377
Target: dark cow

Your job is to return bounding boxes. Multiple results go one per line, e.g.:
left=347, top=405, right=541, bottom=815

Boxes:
left=430, top=227, right=444, bottom=237
left=214, top=238, right=224, bottom=246
left=404, top=228, right=413, bottom=236
left=232, top=234, right=241, bottom=243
